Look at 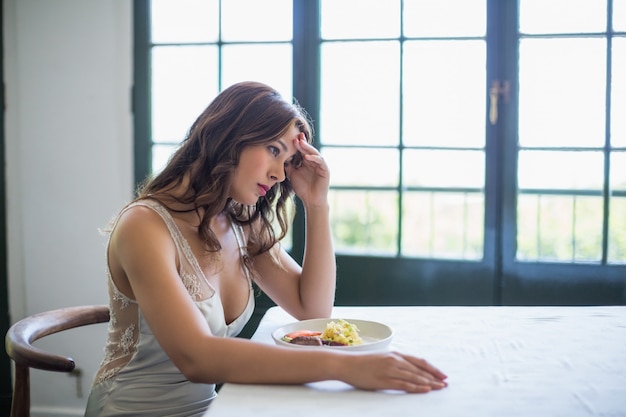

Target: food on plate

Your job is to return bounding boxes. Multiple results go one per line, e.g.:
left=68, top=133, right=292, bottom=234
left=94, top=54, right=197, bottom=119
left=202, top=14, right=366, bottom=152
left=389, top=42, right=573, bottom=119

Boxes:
left=290, top=336, right=323, bottom=346
left=281, top=319, right=363, bottom=347
left=321, top=319, right=363, bottom=346
left=283, top=330, right=322, bottom=339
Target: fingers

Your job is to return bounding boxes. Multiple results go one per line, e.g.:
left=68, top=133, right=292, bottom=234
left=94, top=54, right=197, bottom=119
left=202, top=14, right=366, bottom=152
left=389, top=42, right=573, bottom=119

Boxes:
left=393, top=367, right=447, bottom=392
left=293, top=134, right=322, bottom=160
left=291, top=135, right=329, bottom=179
left=399, top=353, right=448, bottom=381
left=345, top=352, right=447, bottom=394
left=302, top=153, right=325, bottom=166
left=387, top=352, right=448, bottom=393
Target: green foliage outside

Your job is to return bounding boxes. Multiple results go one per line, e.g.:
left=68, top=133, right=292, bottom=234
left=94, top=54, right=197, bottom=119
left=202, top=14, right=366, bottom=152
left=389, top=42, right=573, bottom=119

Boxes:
left=329, top=189, right=626, bottom=264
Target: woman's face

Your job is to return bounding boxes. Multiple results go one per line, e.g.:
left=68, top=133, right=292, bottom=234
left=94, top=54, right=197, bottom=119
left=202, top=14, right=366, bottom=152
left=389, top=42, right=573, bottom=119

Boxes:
left=229, top=124, right=301, bottom=205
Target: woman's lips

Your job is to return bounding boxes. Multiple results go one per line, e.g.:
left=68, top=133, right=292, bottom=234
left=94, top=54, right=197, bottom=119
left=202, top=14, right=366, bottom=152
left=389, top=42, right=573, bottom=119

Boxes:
left=258, top=184, right=270, bottom=196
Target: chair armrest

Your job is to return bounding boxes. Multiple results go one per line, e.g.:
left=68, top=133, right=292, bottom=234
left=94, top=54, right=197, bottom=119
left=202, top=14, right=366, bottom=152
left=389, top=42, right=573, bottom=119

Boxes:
left=5, top=305, right=110, bottom=372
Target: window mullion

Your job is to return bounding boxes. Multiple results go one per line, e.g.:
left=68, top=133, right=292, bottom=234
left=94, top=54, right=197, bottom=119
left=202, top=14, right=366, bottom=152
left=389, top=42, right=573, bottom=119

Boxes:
left=291, top=0, right=321, bottom=261
left=133, top=0, right=152, bottom=188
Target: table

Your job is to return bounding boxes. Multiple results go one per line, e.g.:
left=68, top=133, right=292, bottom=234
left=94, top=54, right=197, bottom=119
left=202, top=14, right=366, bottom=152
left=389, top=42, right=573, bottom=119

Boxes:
left=207, top=306, right=626, bottom=417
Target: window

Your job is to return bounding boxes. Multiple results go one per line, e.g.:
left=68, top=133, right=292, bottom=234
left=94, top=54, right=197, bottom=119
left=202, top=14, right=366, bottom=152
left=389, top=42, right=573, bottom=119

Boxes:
left=134, top=0, right=626, bottom=305
left=517, top=0, right=626, bottom=263
left=147, top=0, right=293, bottom=173
left=320, top=0, right=487, bottom=259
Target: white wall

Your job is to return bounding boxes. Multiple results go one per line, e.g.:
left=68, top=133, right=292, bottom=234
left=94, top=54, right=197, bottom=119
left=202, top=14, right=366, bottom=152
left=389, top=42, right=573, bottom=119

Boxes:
left=4, top=0, right=133, bottom=415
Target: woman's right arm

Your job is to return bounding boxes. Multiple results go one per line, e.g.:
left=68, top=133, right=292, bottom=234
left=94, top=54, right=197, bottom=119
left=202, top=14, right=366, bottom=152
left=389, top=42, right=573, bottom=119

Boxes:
left=108, top=207, right=447, bottom=392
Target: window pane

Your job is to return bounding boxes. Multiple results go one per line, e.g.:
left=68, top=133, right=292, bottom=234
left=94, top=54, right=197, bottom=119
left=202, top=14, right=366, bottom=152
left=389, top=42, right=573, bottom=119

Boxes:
left=615, top=0, right=626, bottom=31
left=323, top=148, right=398, bottom=187
left=403, top=150, right=484, bottom=189
left=611, top=151, right=626, bottom=191
left=519, top=38, right=606, bottom=148
left=519, top=0, right=607, bottom=34
left=320, top=41, right=400, bottom=146
left=403, top=0, right=486, bottom=37
left=609, top=196, right=626, bottom=263
left=222, top=44, right=293, bottom=99
left=321, top=0, right=400, bottom=39
left=517, top=195, right=603, bottom=262
left=402, top=192, right=483, bottom=259
left=403, top=40, right=486, bottom=148
left=221, top=0, right=292, bottom=42
left=152, top=46, right=219, bottom=143
left=151, top=0, right=219, bottom=43
left=276, top=200, right=294, bottom=251
left=330, top=190, right=398, bottom=255
left=572, top=197, right=605, bottom=261
left=518, top=150, right=604, bottom=190
left=152, top=144, right=178, bottom=174
left=612, top=38, right=626, bottom=147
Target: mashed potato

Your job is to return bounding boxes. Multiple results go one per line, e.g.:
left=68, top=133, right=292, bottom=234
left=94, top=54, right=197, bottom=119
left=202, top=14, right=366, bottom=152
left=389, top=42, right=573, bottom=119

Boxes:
left=320, top=319, right=363, bottom=346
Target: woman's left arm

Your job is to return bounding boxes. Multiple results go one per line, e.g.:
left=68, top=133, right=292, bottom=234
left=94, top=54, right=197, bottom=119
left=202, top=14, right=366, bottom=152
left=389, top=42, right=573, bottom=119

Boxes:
left=254, top=135, right=336, bottom=320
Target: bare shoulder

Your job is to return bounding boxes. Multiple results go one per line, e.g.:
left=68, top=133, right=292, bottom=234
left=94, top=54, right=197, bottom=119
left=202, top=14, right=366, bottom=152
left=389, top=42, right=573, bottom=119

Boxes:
left=114, top=203, right=165, bottom=230
left=110, top=204, right=174, bottom=253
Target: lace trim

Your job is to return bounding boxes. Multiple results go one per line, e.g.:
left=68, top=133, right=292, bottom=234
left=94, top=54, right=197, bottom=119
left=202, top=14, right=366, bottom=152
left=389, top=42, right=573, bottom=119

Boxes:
left=93, top=199, right=253, bottom=386
left=119, top=323, right=136, bottom=354
left=97, top=366, right=121, bottom=384
left=112, top=283, right=131, bottom=309
left=182, top=270, right=203, bottom=299
left=94, top=273, right=138, bottom=382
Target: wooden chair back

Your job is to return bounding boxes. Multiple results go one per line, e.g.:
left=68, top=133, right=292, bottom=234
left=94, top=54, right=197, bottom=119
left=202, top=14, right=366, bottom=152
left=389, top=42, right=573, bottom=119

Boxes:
left=4, top=305, right=110, bottom=417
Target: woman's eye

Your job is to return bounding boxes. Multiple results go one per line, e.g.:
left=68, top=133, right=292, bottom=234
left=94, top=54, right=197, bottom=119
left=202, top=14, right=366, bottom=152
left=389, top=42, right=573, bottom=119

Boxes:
left=269, top=146, right=279, bottom=157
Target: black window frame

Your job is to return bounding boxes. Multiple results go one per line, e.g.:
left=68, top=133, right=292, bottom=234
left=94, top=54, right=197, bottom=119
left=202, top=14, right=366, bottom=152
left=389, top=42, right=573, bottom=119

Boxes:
left=132, top=0, right=626, bottom=307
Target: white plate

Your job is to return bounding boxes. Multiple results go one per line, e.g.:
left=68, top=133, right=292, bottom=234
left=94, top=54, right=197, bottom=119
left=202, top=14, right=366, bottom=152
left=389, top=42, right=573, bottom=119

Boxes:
left=271, top=318, right=393, bottom=352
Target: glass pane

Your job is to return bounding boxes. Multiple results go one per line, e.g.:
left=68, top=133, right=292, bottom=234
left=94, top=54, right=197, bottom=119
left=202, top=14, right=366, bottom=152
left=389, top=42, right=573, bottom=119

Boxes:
left=221, top=0, right=292, bottom=42
left=403, top=0, right=486, bottom=37
left=402, top=192, right=483, bottom=259
left=518, top=150, right=604, bottom=190
left=572, top=196, right=604, bottom=261
left=152, top=46, right=219, bottom=143
left=519, top=38, right=606, bottom=148
left=323, top=148, right=398, bottom=187
left=321, top=0, right=400, bottom=39
left=276, top=200, right=294, bottom=251
left=152, top=143, right=178, bottom=174
left=330, top=190, right=398, bottom=255
left=151, top=0, right=219, bottom=43
left=320, top=41, right=400, bottom=146
left=612, top=38, right=626, bottom=147
left=403, top=150, right=484, bottom=189
left=519, top=0, right=607, bottom=34
left=608, top=196, right=626, bottom=263
left=615, top=0, right=626, bottom=31
left=222, top=44, right=293, bottom=99
left=517, top=194, right=540, bottom=260
left=611, top=151, right=626, bottom=191
left=517, top=195, right=603, bottom=262
left=403, top=40, right=486, bottom=148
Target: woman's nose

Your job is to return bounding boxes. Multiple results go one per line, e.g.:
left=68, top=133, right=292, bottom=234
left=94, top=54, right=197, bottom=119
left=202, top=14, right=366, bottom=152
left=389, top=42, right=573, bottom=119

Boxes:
left=270, top=163, right=286, bottom=183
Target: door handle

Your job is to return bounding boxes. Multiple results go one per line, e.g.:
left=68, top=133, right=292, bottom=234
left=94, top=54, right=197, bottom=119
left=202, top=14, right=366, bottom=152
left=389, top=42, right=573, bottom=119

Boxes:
left=489, top=80, right=510, bottom=125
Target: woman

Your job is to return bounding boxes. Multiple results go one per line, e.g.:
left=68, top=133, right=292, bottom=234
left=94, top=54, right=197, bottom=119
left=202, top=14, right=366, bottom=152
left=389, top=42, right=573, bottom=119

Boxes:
left=85, top=81, right=447, bottom=416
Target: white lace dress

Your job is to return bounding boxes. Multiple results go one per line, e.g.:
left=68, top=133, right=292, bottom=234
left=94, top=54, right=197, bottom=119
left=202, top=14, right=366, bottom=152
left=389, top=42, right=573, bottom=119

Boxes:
left=85, top=200, right=255, bottom=417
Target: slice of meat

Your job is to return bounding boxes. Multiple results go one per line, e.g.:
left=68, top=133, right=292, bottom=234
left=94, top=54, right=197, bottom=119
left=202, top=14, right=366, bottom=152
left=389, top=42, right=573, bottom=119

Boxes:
left=290, top=336, right=323, bottom=346
left=284, top=330, right=322, bottom=339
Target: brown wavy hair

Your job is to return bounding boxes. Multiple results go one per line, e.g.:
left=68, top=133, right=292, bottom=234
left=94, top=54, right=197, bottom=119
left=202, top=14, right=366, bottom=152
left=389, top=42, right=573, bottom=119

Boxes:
left=136, top=81, right=313, bottom=264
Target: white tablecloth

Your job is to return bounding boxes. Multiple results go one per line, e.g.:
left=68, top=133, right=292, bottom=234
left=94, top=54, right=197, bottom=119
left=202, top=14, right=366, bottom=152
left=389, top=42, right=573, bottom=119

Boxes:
left=207, top=306, right=626, bottom=417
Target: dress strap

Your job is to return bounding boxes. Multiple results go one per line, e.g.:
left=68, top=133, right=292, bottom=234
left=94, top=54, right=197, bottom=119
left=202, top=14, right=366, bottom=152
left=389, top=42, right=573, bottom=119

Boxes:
left=230, top=222, right=254, bottom=285
left=230, top=223, right=247, bottom=258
